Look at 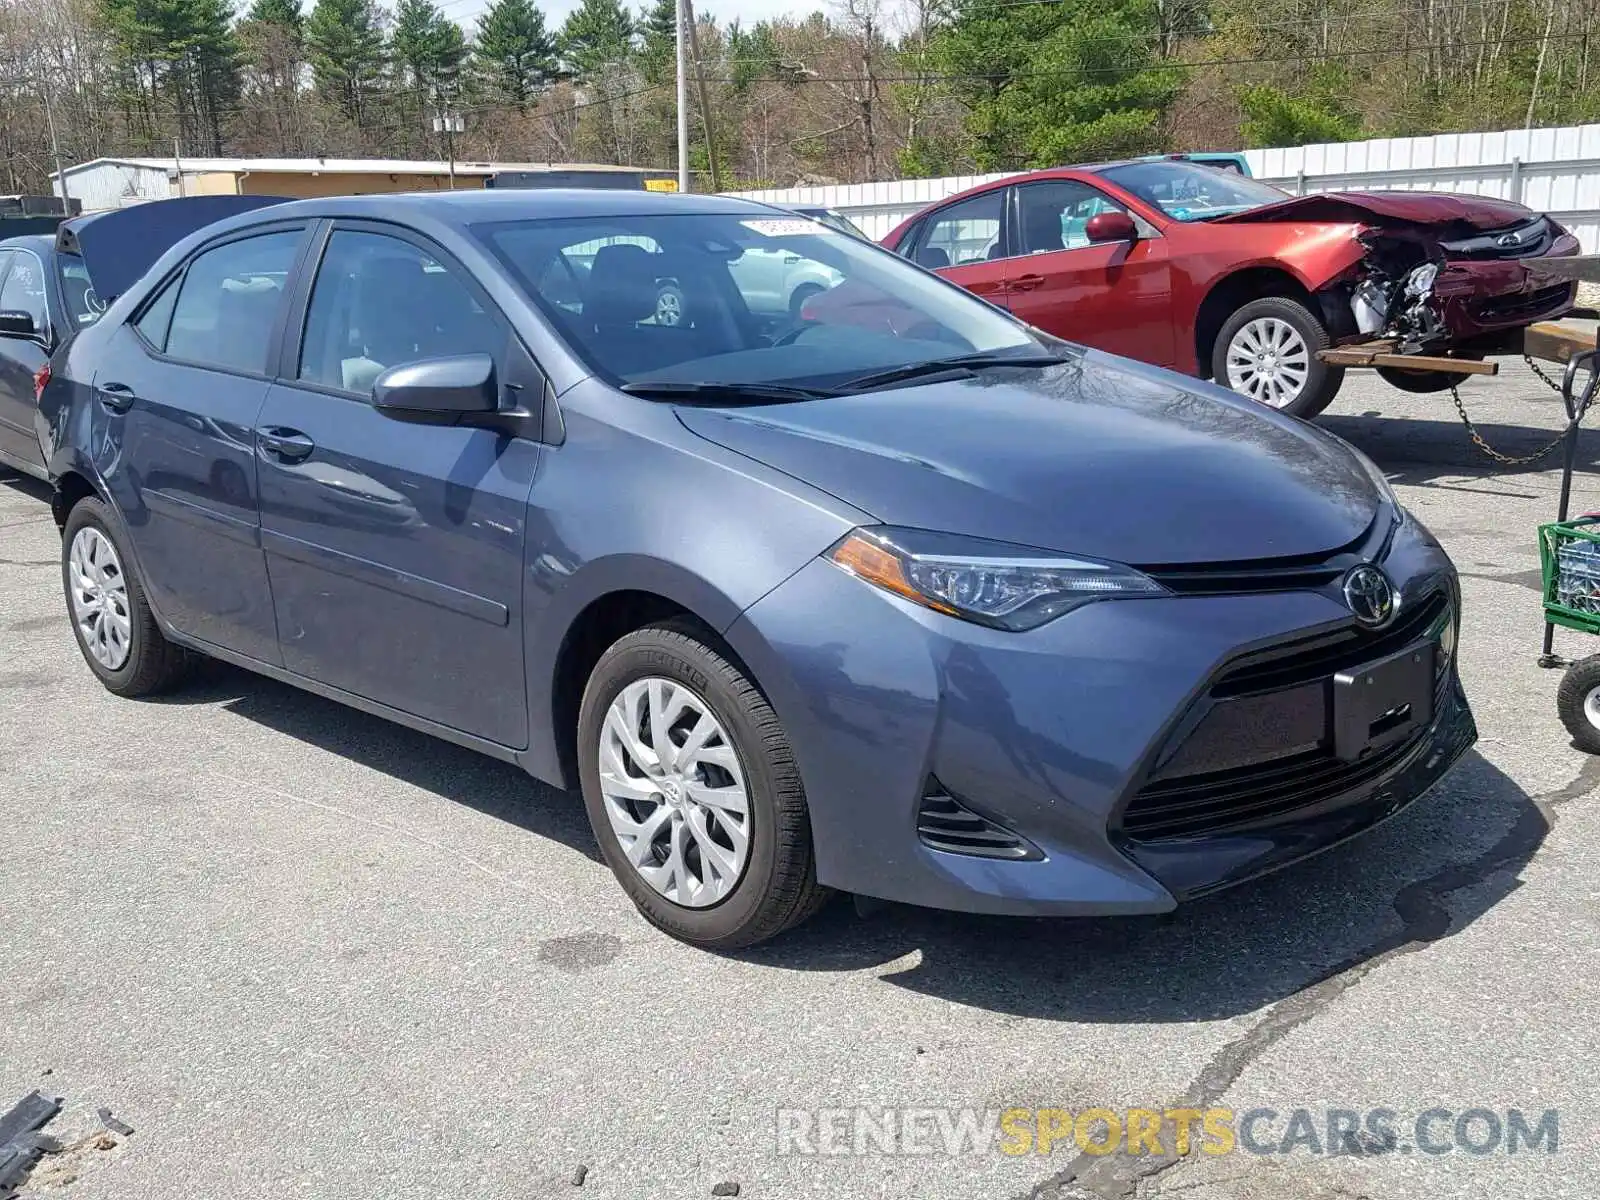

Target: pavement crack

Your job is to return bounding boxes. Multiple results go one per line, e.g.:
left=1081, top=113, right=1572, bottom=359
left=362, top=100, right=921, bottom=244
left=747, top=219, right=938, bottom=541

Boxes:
left=1020, top=755, right=1598, bottom=1200
left=0, top=557, right=55, bottom=567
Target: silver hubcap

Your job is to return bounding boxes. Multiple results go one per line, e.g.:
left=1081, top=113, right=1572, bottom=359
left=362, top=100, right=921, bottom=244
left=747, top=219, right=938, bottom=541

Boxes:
left=655, top=289, right=682, bottom=326
left=1225, top=317, right=1310, bottom=408
left=67, top=526, right=132, bottom=670
left=1584, top=686, right=1600, bottom=733
left=598, top=677, right=751, bottom=907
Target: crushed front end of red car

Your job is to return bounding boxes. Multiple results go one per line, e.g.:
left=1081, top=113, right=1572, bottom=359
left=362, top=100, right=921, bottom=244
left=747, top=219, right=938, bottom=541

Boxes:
left=1216, top=191, right=1580, bottom=352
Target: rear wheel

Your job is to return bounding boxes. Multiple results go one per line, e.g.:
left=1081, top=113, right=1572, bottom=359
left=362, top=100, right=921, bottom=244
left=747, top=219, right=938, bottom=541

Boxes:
left=788, top=282, right=824, bottom=320
left=61, top=497, right=192, bottom=697
left=577, top=620, right=829, bottom=949
left=1213, top=296, right=1342, bottom=419
left=654, top=283, right=685, bottom=327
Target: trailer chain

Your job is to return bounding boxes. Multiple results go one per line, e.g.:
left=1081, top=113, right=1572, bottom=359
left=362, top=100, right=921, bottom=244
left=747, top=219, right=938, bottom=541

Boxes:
left=1448, top=354, right=1591, bottom=467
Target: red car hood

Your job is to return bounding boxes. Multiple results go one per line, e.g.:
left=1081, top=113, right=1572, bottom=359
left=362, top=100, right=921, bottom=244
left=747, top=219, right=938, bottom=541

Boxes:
left=1212, top=190, right=1531, bottom=233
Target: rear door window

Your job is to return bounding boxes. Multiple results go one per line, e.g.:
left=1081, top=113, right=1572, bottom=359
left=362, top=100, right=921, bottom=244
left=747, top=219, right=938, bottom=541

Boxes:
left=162, top=230, right=303, bottom=374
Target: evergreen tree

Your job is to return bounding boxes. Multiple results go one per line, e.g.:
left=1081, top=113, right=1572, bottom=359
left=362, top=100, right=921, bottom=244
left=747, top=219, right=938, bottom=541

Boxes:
left=559, top=0, right=634, bottom=79
left=393, top=0, right=466, bottom=95
left=472, top=0, right=557, bottom=106
left=98, top=0, right=240, bottom=154
left=305, top=0, right=386, bottom=127
left=245, top=0, right=302, bottom=31
left=635, top=0, right=675, bottom=86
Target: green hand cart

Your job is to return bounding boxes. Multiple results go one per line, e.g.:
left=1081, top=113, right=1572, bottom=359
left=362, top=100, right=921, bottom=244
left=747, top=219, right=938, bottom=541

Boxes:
left=1537, top=347, right=1600, bottom=750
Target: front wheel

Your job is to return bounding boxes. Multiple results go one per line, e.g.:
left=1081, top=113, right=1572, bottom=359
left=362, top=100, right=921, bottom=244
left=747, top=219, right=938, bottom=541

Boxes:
left=1213, top=296, right=1342, bottom=419
left=654, top=283, right=685, bottom=327
left=577, top=621, right=829, bottom=949
left=1376, top=364, right=1478, bottom=394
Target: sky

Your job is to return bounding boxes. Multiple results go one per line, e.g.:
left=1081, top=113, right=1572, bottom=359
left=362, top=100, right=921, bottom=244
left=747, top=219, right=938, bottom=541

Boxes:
left=434, top=0, right=810, bottom=31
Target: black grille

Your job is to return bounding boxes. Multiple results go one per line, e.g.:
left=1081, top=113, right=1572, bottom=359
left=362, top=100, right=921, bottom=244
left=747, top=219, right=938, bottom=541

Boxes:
left=1118, top=590, right=1454, bottom=842
left=1138, top=517, right=1392, bottom=597
left=1471, top=284, right=1573, bottom=323
left=917, top=783, right=1040, bottom=860
left=1440, top=216, right=1554, bottom=260
left=1120, top=725, right=1428, bottom=840
left=1211, top=591, right=1450, bottom=698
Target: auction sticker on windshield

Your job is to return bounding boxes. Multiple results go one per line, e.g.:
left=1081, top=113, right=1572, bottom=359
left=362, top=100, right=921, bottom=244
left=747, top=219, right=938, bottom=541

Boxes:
left=741, top=218, right=832, bottom=237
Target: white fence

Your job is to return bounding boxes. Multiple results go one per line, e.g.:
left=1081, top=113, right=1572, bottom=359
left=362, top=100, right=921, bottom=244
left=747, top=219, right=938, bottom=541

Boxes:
left=730, top=123, right=1600, bottom=253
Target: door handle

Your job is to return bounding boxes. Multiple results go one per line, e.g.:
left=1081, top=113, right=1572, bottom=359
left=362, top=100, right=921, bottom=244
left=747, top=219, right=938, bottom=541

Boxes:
left=258, top=427, right=315, bottom=462
left=1009, top=274, right=1047, bottom=292
left=97, top=382, right=137, bottom=413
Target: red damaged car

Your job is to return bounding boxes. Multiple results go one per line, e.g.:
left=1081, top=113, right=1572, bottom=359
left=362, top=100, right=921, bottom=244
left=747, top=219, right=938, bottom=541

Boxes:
left=876, top=159, right=1579, bottom=418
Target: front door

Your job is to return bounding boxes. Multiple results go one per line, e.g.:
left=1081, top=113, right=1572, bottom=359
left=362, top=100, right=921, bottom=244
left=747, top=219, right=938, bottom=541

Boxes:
left=95, top=225, right=307, bottom=662
left=1002, top=180, right=1176, bottom=367
left=255, top=224, right=539, bottom=748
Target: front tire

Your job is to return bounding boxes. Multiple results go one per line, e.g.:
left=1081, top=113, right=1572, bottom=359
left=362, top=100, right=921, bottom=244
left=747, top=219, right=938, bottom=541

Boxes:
left=1376, top=364, right=1477, bottom=394
left=1557, top=655, right=1600, bottom=755
left=61, top=496, right=192, bottom=697
left=577, top=620, right=829, bottom=949
left=1213, top=296, right=1342, bottom=419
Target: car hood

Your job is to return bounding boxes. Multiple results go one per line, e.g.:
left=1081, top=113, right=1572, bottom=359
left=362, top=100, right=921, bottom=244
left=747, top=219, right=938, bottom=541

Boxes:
left=674, top=352, right=1383, bottom=566
left=1213, top=190, right=1531, bottom=233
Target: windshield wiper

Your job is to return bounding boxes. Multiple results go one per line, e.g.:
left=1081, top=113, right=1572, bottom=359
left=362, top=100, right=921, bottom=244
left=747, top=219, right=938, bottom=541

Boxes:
left=620, top=380, right=837, bottom=404
left=841, top=352, right=1069, bottom=393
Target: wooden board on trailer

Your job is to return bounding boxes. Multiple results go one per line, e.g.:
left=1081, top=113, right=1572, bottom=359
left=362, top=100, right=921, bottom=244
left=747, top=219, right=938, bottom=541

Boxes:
left=1316, top=342, right=1500, bottom=375
left=1523, top=321, right=1598, bottom=365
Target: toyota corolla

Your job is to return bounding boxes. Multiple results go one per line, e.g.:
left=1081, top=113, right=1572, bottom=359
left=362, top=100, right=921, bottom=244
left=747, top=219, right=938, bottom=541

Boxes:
left=38, top=190, right=1475, bottom=948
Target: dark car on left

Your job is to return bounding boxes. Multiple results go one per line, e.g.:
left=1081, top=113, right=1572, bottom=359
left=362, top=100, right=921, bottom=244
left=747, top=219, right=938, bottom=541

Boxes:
left=0, top=197, right=286, bottom=482
left=0, top=233, right=102, bottom=479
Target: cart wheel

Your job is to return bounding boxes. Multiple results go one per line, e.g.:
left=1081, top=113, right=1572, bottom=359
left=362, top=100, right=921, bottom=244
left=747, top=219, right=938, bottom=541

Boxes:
left=1556, top=654, right=1600, bottom=754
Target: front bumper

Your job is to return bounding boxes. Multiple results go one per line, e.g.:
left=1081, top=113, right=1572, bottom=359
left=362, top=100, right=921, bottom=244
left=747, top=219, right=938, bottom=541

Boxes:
left=1437, top=228, right=1582, bottom=340
left=728, top=515, right=1476, bottom=916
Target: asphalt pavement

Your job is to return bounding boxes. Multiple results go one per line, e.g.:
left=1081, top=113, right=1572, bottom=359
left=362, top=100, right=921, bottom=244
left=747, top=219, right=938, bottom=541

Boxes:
left=2, top=358, right=1597, bottom=1199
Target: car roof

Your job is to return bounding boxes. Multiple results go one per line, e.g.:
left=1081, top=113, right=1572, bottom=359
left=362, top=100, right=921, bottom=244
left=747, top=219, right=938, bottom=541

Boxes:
left=249, top=188, right=785, bottom=225
left=0, top=233, right=57, bottom=253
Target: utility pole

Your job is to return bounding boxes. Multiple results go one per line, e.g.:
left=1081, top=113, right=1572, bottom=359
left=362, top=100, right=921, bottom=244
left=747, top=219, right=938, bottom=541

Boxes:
left=433, top=106, right=464, bottom=189
left=173, top=138, right=186, bottom=197
left=36, top=62, right=68, bottom=204
left=675, top=0, right=689, bottom=192
left=683, top=0, right=720, bottom=193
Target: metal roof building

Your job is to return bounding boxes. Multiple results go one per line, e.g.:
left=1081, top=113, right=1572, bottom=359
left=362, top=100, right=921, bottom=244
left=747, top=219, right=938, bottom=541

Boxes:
left=50, top=157, right=670, bottom=211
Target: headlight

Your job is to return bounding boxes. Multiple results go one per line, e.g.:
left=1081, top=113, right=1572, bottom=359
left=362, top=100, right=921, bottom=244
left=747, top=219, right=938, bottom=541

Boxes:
left=825, top=527, right=1167, bottom=631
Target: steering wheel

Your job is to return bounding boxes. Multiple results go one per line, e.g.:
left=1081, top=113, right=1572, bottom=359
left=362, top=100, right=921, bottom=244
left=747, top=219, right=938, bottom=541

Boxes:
left=769, top=321, right=816, bottom=348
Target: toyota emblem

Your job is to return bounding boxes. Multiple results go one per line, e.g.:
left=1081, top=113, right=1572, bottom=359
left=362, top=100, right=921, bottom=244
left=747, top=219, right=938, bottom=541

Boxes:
left=1343, top=564, right=1397, bottom=627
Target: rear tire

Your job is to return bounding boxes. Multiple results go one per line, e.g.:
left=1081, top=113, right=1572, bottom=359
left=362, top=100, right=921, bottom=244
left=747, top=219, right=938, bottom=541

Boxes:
left=577, top=620, right=829, bottom=949
left=788, top=282, right=824, bottom=320
left=61, top=496, right=193, bottom=697
left=1212, top=296, right=1342, bottom=419
left=1557, top=655, right=1600, bottom=755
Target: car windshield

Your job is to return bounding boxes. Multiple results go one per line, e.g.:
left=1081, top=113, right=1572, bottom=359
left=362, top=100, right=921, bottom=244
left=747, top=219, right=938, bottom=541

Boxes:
left=57, top=253, right=105, bottom=328
left=475, top=211, right=1043, bottom=393
left=480, top=209, right=1043, bottom=392
left=1100, top=162, right=1289, bottom=221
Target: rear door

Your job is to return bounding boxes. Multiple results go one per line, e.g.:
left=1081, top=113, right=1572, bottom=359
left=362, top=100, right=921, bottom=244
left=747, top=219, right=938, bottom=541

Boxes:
left=0, top=248, right=50, bottom=474
left=1002, top=180, right=1175, bottom=366
left=255, top=221, right=540, bottom=748
left=904, top=190, right=1009, bottom=307
left=93, top=222, right=310, bottom=663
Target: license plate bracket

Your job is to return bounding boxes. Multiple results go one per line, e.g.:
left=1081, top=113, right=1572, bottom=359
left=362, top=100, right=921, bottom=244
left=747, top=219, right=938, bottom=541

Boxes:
left=1331, top=639, right=1435, bottom=761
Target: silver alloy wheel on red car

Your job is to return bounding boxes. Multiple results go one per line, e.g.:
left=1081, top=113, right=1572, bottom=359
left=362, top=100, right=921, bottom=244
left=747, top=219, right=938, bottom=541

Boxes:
left=1224, top=316, right=1311, bottom=409
left=597, top=676, right=752, bottom=907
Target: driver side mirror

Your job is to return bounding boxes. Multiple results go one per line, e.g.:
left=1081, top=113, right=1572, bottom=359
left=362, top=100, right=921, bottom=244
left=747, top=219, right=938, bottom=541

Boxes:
left=1084, top=212, right=1138, bottom=244
left=0, top=309, right=38, bottom=339
left=372, top=354, right=498, bottom=422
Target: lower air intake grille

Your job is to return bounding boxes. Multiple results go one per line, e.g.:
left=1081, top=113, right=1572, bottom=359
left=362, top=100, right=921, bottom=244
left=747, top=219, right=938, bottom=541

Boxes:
left=917, top=783, right=1040, bottom=860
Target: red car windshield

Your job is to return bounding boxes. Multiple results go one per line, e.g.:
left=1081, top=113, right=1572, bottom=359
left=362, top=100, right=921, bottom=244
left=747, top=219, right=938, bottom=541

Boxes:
left=1100, top=162, right=1290, bottom=221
